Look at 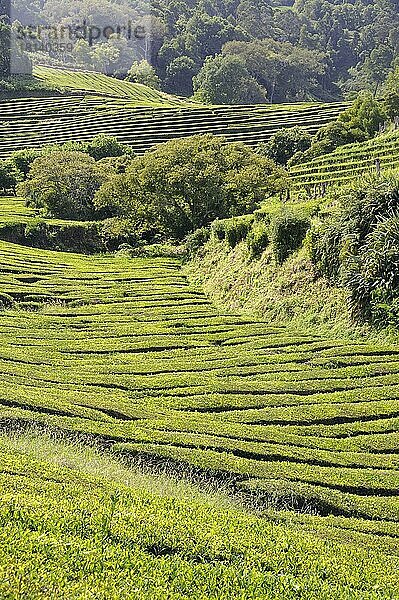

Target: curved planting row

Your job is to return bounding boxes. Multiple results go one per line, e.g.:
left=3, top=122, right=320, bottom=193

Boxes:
left=290, top=130, right=399, bottom=191
left=0, top=67, right=347, bottom=157
left=33, top=66, right=189, bottom=105
left=0, top=234, right=398, bottom=549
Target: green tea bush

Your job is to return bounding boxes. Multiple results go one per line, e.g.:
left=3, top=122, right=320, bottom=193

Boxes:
left=185, top=227, right=211, bottom=255
left=270, top=211, right=310, bottom=264
left=246, top=220, right=269, bottom=258
left=224, top=216, right=253, bottom=248
left=0, top=292, right=13, bottom=308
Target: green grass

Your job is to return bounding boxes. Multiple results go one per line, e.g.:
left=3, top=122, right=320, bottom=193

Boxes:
left=290, top=129, right=399, bottom=191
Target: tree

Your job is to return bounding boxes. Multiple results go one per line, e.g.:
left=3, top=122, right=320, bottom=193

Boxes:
left=258, top=127, right=313, bottom=165
left=19, top=152, right=109, bottom=220
left=9, top=148, right=42, bottom=178
left=339, top=92, right=387, bottom=137
left=95, top=134, right=287, bottom=239
left=85, top=135, right=135, bottom=160
left=126, top=60, right=161, bottom=90
left=193, top=54, right=267, bottom=104
left=0, top=160, right=20, bottom=194
left=290, top=92, right=387, bottom=164
left=222, top=39, right=327, bottom=102
left=165, top=56, right=196, bottom=96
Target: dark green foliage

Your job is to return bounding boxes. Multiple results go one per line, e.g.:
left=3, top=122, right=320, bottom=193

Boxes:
left=0, top=292, right=13, bottom=308
left=309, top=176, right=399, bottom=326
left=19, top=151, right=109, bottom=220
left=192, top=55, right=268, bottom=105
left=270, top=211, right=310, bottom=265
left=9, top=149, right=42, bottom=179
left=211, top=220, right=227, bottom=241
left=99, top=217, right=149, bottom=251
left=258, top=127, right=313, bottom=166
left=291, top=94, right=387, bottom=166
left=345, top=215, right=399, bottom=325
left=224, top=216, right=254, bottom=249
left=95, top=135, right=286, bottom=240
left=0, top=160, right=20, bottom=194
left=85, top=135, right=135, bottom=161
left=185, top=227, right=211, bottom=255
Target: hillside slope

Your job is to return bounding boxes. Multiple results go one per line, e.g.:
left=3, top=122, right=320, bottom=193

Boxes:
left=2, top=431, right=398, bottom=598
left=0, top=67, right=347, bottom=158
left=290, top=130, right=399, bottom=191
left=0, top=239, right=399, bottom=541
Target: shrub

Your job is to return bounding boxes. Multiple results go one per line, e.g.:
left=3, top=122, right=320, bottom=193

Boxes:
left=99, top=217, right=149, bottom=251
left=247, top=220, right=269, bottom=258
left=258, top=127, right=312, bottom=166
left=345, top=214, right=399, bottom=325
left=126, top=60, right=161, bottom=90
left=86, top=135, right=135, bottom=161
left=0, top=292, right=14, bottom=308
left=211, top=220, right=227, bottom=241
left=185, top=227, right=211, bottom=255
left=309, top=175, right=399, bottom=326
left=224, top=216, right=253, bottom=248
left=9, top=149, right=42, bottom=179
left=290, top=93, right=386, bottom=166
left=19, top=151, right=109, bottom=220
left=0, top=160, right=20, bottom=193
left=270, top=211, right=310, bottom=264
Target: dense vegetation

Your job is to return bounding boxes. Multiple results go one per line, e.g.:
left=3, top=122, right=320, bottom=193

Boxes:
left=6, top=0, right=399, bottom=103
left=1, top=52, right=399, bottom=596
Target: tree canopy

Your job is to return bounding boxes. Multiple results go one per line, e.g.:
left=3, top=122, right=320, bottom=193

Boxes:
left=95, top=134, right=287, bottom=239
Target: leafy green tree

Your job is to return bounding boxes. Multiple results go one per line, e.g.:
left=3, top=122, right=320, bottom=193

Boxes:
left=9, top=148, right=42, bottom=179
left=258, top=127, right=313, bottom=166
left=85, top=135, right=135, bottom=161
left=0, top=160, right=20, bottom=193
left=193, top=55, right=267, bottom=104
left=19, top=151, right=109, bottom=220
left=339, top=92, right=387, bottom=138
left=165, top=56, right=196, bottom=96
left=126, top=60, right=161, bottom=90
left=95, top=134, right=287, bottom=239
left=222, top=39, right=326, bottom=102
left=291, top=92, right=387, bottom=164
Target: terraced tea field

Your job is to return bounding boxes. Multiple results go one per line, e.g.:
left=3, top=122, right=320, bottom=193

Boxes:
left=3, top=433, right=399, bottom=598
left=0, top=238, right=399, bottom=559
left=290, top=129, right=399, bottom=191
left=0, top=67, right=347, bottom=158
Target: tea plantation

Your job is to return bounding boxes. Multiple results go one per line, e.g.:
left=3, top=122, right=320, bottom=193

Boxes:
left=1, top=233, right=399, bottom=568
left=290, top=129, right=399, bottom=191
left=1, top=67, right=399, bottom=597
left=0, top=67, right=347, bottom=158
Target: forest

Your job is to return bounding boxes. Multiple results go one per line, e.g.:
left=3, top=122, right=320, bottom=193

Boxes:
left=2, top=0, right=399, bottom=102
